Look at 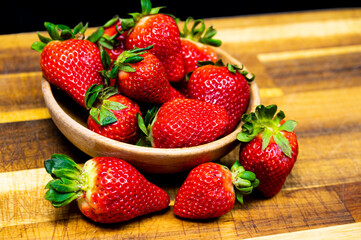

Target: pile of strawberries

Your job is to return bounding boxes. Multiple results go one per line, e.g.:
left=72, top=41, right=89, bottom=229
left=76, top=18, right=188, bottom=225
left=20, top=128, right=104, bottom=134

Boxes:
left=35, top=0, right=299, bottom=224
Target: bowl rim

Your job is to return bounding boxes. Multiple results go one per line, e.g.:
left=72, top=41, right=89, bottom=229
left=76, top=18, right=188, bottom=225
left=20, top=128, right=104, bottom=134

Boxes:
left=41, top=47, right=260, bottom=158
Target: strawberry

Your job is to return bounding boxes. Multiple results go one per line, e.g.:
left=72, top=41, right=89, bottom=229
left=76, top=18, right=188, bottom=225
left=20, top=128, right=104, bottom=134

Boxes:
left=85, top=85, right=142, bottom=144
left=178, top=17, right=221, bottom=74
left=173, top=161, right=259, bottom=219
left=123, top=0, right=185, bottom=82
left=114, top=46, right=174, bottom=104
left=237, top=104, right=299, bottom=197
left=31, top=22, right=105, bottom=108
left=44, top=154, right=170, bottom=223
left=187, top=60, right=255, bottom=134
left=138, top=98, right=229, bottom=148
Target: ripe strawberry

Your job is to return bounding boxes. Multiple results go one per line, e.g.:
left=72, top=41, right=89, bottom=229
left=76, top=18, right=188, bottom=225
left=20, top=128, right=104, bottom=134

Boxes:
left=138, top=98, right=229, bottom=148
left=178, top=17, right=221, bottom=74
left=173, top=161, right=259, bottom=219
left=44, top=154, right=170, bottom=223
left=123, top=0, right=185, bottom=82
left=188, top=60, right=255, bottom=134
left=85, top=85, right=141, bottom=144
left=237, top=104, right=299, bottom=197
left=31, top=22, right=105, bottom=108
left=114, top=46, right=173, bottom=104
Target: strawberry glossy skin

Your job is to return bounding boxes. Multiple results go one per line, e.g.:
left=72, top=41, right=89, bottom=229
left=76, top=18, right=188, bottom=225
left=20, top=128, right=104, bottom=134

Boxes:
left=125, top=14, right=185, bottom=82
left=40, top=39, right=104, bottom=108
left=78, top=157, right=170, bottom=223
left=117, top=52, right=172, bottom=104
left=87, top=94, right=141, bottom=144
left=173, top=162, right=235, bottom=219
left=181, top=39, right=218, bottom=73
left=239, top=131, right=299, bottom=197
left=151, top=98, right=229, bottom=148
left=188, top=64, right=250, bottom=134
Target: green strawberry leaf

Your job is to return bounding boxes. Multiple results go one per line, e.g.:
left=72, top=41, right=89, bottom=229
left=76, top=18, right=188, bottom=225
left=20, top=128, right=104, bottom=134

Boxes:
left=44, top=154, right=82, bottom=175
left=30, top=41, right=46, bottom=53
left=124, top=56, right=145, bottom=63
left=99, top=45, right=112, bottom=71
left=37, top=32, right=52, bottom=44
left=44, top=22, right=61, bottom=40
left=273, top=132, right=293, bottom=157
left=261, top=128, right=273, bottom=151
left=84, top=84, right=103, bottom=109
left=45, top=189, right=77, bottom=203
left=102, top=100, right=126, bottom=111
left=48, top=179, right=79, bottom=193
left=103, top=15, right=120, bottom=28
left=279, top=120, right=298, bottom=132
left=90, top=108, right=101, bottom=125
left=52, top=169, right=82, bottom=181
left=137, top=112, right=148, bottom=136
left=99, top=106, right=118, bottom=126
left=87, top=26, right=104, bottom=43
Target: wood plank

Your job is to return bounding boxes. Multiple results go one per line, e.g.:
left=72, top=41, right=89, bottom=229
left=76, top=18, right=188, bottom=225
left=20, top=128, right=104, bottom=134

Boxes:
left=0, top=72, right=44, bottom=112
left=0, top=119, right=90, bottom=172
left=258, top=46, right=361, bottom=94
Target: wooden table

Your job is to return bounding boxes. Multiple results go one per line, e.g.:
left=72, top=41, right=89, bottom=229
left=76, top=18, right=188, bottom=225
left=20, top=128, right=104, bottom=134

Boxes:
left=1, top=8, right=361, bottom=239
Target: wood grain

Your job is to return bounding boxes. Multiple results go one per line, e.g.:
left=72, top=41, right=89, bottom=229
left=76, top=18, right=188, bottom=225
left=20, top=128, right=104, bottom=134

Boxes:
left=1, top=8, right=361, bottom=239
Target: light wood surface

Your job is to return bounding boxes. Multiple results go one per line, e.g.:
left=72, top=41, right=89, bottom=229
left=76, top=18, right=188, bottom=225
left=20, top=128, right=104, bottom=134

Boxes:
left=1, top=8, right=361, bottom=239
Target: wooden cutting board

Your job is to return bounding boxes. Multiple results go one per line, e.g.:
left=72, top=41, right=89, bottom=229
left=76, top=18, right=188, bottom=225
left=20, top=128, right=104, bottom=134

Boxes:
left=1, top=8, right=361, bottom=239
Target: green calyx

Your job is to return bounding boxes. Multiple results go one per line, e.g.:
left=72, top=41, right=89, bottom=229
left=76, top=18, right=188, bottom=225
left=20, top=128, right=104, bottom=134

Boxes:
left=177, top=17, right=222, bottom=47
left=113, top=45, right=153, bottom=72
left=195, top=59, right=255, bottom=82
left=85, top=84, right=126, bottom=126
left=31, top=22, right=90, bottom=53
left=44, top=154, right=85, bottom=208
left=237, top=104, right=298, bottom=157
left=136, top=106, right=159, bottom=147
left=230, top=160, right=259, bottom=204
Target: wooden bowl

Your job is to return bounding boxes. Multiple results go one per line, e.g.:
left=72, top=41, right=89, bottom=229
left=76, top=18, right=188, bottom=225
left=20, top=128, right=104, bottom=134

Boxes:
left=41, top=48, right=260, bottom=174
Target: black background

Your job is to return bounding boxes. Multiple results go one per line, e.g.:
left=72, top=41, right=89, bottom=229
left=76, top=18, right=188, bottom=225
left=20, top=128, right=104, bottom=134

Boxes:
left=1, top=0, right=360, bottom=35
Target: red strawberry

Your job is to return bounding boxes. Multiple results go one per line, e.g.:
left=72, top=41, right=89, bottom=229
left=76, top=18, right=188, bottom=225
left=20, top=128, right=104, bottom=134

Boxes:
left=178, top=17, right=221, bottom=74
left=188, top=60, right=254, bottom=134
left=44, top=154, right=170, bottom=223
left=31, top=22, right=105, bottom=108
left=173, top=161, right=259, bottom=219
left=114, top=46, right=173, bottom=104
left=123, top=0, right=185, bottom=82
left=86, top=85, right=142, bottom=144
left=237, top=104, right=299, bottom=197
left=138, top=98, right=229, bottom=148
